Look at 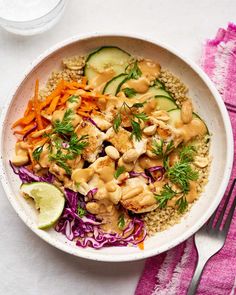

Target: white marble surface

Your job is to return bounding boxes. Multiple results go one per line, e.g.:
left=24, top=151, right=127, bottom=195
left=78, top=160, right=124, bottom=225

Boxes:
left=0, top=1, right=235, bottom=294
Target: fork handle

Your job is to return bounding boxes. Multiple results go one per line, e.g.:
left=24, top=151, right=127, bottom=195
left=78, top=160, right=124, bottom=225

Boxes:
left=187, top=256, right=208, bottom=295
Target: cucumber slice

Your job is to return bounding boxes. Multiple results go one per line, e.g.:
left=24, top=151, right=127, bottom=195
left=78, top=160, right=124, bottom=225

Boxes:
left=121, top=85, right=173, bottom=100
left=155, top=97, right=177, bottom=111
left=152, top=88, right=172, bottom=98
left=84, top=46, right=131, bottom=83
left=103, top=73, right=128, bottom=95
left=168, top=109, right=209, bottom=134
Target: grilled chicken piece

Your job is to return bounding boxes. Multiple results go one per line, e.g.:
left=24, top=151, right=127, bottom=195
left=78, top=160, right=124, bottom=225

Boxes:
left=106, top=127, right=133, bottom=154
left=91, top=113, right=112, bottom=131
left=120, top=177, right=158, bottom=213
left=76, top=120, right=106, bottom=162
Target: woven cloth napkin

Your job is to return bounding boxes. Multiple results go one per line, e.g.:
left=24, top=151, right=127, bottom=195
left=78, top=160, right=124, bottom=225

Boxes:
left=135, top=23, right=236, bottom=295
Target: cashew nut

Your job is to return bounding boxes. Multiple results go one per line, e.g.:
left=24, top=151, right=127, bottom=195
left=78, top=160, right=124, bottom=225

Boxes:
left=122, top=149, right=139, bottom=163
left=152, top=110, right=170, bottom=122
left=181, top=100, right=193, bottom=124
left=12, top=141, right=30, bottom=166
left=86, top=202, right=100, bottom=214
left=194, top=156, right=209, bottom=168
left=106, top=181, right=122, bottom=204
left=105, top=146, right=120, bottom=160
left=143, top=125, right=157, bottom=136
left=118, top=157, right=134, bottom=172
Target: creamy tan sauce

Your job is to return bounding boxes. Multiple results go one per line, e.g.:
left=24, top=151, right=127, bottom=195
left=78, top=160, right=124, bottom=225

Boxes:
left=176, top=118, right=207, bottom=143
left=90, top=68, right=115, bottom=88
left=138, top=59, right=161, bottom=80
left=122, top=77, right=150, bottom=93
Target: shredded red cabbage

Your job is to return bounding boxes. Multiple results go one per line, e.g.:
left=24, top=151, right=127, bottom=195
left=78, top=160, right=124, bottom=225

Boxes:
left=87, top=117, right=98, bottom=128
left=10, top=161, right=54, bottom=183
left=146, top=166, right=166, bottom=181
left=130, top=166, right=165, bottom=183
left=56, top=189, right=146, bottom=249
left=10, top=162, right=147, bottom=249
left=86, top=187, right=98, bottom=200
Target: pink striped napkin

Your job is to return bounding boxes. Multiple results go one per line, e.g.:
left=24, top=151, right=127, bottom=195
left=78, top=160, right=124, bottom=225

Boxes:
left=135, top=23, right=236, bottom=295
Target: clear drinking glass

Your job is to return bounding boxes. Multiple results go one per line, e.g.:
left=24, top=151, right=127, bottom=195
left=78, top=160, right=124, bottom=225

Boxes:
left=0, top=0, right=68, bottom=36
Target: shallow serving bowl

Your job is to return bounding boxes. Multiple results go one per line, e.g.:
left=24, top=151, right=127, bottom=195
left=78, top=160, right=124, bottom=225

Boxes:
left=0, top=34, right=233, bottom=262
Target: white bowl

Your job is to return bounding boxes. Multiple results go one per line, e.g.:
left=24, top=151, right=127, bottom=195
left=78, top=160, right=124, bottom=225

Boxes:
left=0, top=34, right=234, bottom=262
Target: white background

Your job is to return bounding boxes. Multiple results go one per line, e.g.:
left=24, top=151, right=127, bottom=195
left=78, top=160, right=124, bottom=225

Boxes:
left=0, top=1, right=235, bottom=294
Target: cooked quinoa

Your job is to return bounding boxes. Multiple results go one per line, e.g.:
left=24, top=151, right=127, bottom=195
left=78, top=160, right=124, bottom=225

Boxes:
left=142, top=71, right=210, bottom=235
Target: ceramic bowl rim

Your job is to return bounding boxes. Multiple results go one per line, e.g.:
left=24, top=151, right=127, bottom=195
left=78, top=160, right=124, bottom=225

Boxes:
left=0, top=32, right=234, bottom=262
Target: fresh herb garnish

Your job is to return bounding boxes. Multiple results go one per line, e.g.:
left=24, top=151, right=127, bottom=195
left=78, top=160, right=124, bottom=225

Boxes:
left=154, top=144, right=198, bottom=214
left=152, top=139, right=174, bottom=168
left=127, top=61, right=142, bottom=80
left=123, top=87, right=137, bottom=98
left=167, top=161, right=198, bottom=193
left=68, top=133, right=88, bottom=156
left=112, top=102, right=148, bottom=141
left=53, top=109, right=74, bottom=135
left=118, top=213, right=125, bottom=229
left=155, top=184, right=188, bottom=213
left=113, top=113, right=122, bottom=133
left=131, top=119, right=142, bottom=141
left=77, top=205, right=86, bottom=218
left=179, top=145, right=196, bottom=162
left=114, top=166, right=125, bottom=179
left=175, top=196, right=188, bottom=213
left=48, top=133, right=88, bottom=175
left=49, top=150, right=73, bottom=175
left=32, top=146, right=43, bottom=161
left=68, top=95, right=79, bottom=103
left=131, top=102, right=146, bottom=108
left=155, top=184, right=177, bottom=209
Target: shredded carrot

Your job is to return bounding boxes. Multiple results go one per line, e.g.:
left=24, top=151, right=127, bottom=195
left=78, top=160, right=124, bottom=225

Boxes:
left=14, top=122, right=36, bottom=135
left=81, top=77, right=87, bottom=85
left=65, top=89, right=77, bottom=95
left=33, top=79, right=44, bottom=130
left=60, top=93, right=70, bottom=104
left=64, top=80, right=87, bottom=89
left=137, top=242, right=144, bottom=250
left=12, top=111, right=35, bottom=128
left=77, top=111, right=90, bottom=117
left=40, top=80, right=65, bottom=110
left=28, top=136, right=49, bottom=146
left=80, top=91, right=108, bottom=99
left=46, top=95, right=60, bottom=115
left=24, top=100, right=33, bottom=116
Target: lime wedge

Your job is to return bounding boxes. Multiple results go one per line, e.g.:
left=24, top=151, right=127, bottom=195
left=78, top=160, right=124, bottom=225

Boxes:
left=21, top=182, right=65, bottom=229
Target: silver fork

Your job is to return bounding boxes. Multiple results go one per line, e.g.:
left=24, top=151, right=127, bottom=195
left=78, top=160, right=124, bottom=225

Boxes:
left=187, top=178, right=236, bottom=295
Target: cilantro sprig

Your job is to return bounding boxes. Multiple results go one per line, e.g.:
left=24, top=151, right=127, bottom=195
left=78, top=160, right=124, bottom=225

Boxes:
left=114, top=166, right=125, bottom=179
left=118, top=213, right=125, bottom=229
left=152, top=139, right=174, bottom=168
left=77, top=205, right=86, bottom=218
left=154, top=144, right=198, bottom=213
left=32, top=146, right=43, bottom=161
left=113, top=102, right=148, bottom=141
left=53, top=109, right=74, bottom=136
left=123, top=87, right=137, bottom=98
left=155, top=184, right=188, bottom=213
left=126, top=61, right=142, bottom=80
